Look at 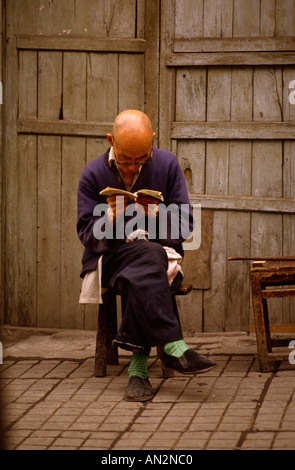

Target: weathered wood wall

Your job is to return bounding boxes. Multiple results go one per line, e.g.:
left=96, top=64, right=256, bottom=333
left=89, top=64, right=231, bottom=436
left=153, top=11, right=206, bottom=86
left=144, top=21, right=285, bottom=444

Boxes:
left=2, top=0, right=295, bottom=333
left=0, top=0, right=3, bottom=325
left=3, top=0, right=159, bottom=330
left=162, top=0, right=295, bottom=332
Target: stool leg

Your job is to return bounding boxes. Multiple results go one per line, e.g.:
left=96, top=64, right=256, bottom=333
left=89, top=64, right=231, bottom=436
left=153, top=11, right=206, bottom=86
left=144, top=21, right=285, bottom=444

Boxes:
left=106, top=293, right=118, bottom=365
left=157, top=345, right=175, bottom=378
left=251, top=273, right=271, bottom=372
left=95, top=292, right=118, bottom=377
left=95, top=301, right=108, bottom=377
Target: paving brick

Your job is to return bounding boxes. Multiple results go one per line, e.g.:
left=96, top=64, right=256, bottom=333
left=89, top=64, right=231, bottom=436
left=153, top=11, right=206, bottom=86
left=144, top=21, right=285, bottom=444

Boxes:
left=272, top=432, right=295, bottom=449
left=2, top=331, right=295, bottom=450
left=21, top=361, right=60, bottom=378
left=240, top=432, right=275, bottom=450
left=206, top=431, right=241, bottom=450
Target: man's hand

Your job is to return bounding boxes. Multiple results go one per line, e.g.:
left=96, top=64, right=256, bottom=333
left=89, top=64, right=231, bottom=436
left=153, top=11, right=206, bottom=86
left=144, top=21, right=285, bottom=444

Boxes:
left=135, top=195, right=158, bottom=217
left=106, top=195, right=129, bottom=223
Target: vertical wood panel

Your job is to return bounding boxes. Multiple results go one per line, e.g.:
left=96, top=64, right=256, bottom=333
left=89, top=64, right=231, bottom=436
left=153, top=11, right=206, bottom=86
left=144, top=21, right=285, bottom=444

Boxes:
left=87, top=53, right=118, bottom=121
left=276, top=0, right=295, bottom=36
left=221, top=0, right=234, bottom=36
left=0, top=0, right=3, bottom=324
left=63, top=52, right=87, bottom=120
left=18, top=135, right=37, bottom=326
left=84, top=137, right=110, bottom=330
left=175, top=0, right=204, bottom=38
left=203, top=4, right=232, bottom=331
left=17, top=49, right=38, bottom=326
left=62, top=49, right=87, bottom=328
left=226, top=63, right=253, bottom=330
left=136, top=0, right=146, bottom=38
left=177, top=140, right=206, bottom=194
left=73, top=0, right=105, bottom=35
left=247, top=11, right=285, bottom=324
left=106, top=0, right=137, bottom=37
left=38, top=51, right=62, bottom=119
left=282, top=65, right=295, bottom=324
left=253, top=67, right=283, bottom=122
left=233, top=0, right=260, bottom=37
left=19, top=51, right=37, bottom=118
left=176, top=68, right=206, bottom=121
left=207, top=68, right=231, bottom=122
left=204, top=211, right=227, bottom=331
left=159, top=0, right=175, bottom=150
left=37, top=136, right=61, bottom=328
left=260, top=0, right=276, bottom=36
left=205, top=141, right=229, bottom=195
left=231, top=68, right=253, bottom=122
left=119, top=54, right=144, bottom=112
left=204, top=0, right=233, bottom=37
left=144, top=0, right=160, bottom=133
left=252, top=141, right=283, bottom=198
left=5, top=0, right=19, bottom=325
left=61, top=137, right=86, bottom=329
left=18, top=0, right=76, bottom=35
left=226, top=212, right=251, bottom=330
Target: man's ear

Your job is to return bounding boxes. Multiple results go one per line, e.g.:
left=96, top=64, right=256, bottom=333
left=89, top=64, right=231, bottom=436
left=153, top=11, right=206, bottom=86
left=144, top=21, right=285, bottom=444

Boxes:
left=106, top=133, right=113, bottom=146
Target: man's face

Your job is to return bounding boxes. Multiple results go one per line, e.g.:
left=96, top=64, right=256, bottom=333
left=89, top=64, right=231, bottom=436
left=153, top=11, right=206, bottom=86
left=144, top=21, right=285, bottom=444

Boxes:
left=111, top=137, right=153, bottom=179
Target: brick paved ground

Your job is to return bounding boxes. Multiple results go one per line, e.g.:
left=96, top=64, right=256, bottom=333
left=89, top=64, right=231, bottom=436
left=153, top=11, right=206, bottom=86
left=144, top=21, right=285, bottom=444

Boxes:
left=1, top=331, right=295, bottom=450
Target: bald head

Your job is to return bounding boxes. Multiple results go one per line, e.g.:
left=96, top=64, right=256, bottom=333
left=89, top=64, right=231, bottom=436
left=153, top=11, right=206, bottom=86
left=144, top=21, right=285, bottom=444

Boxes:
left=110, top=110, right=154, bottom=155
left=113, top=110, right=153, bottom=140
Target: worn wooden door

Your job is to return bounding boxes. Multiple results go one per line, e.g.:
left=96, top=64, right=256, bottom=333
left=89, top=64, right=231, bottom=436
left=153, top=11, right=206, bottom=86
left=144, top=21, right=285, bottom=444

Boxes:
left=4, top=0, right=159, bottom=329
left=160, top=0, right=295, bottom=332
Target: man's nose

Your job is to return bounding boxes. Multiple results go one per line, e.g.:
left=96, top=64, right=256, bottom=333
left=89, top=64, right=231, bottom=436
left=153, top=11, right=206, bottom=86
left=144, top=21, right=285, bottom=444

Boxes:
left=128, top=163, right=139, bottom=171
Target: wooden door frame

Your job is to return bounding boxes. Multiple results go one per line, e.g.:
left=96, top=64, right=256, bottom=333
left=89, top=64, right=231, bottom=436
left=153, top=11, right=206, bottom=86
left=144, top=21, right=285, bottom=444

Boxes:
left=144, top=0, right=160, bottom=143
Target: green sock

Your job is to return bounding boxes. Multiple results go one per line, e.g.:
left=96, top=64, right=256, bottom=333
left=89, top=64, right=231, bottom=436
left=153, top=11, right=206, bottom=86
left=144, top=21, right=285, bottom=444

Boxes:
left=128, top=352, right=149, bottom=380
left=164, top=339, right=189, bottom=358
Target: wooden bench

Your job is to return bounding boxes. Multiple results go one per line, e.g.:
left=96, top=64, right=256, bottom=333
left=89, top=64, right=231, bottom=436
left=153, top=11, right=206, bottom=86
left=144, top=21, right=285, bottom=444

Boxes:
left=94, top=283, right=192, bottom=377
left=250, top=260, right=295, bottom=372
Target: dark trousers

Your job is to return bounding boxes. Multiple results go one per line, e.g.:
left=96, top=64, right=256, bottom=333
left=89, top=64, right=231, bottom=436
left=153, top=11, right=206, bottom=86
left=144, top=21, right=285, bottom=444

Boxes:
left=101, top=240, right=183, bottom=356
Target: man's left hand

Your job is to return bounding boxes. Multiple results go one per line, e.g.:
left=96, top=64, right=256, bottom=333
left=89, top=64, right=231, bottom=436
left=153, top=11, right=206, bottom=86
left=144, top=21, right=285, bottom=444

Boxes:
left=135, top=195, right=158, bottom=217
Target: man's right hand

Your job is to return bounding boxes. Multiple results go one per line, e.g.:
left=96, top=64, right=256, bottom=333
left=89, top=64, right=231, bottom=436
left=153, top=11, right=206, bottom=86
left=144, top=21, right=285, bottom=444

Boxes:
left=106, top=195, right=129, bottom=223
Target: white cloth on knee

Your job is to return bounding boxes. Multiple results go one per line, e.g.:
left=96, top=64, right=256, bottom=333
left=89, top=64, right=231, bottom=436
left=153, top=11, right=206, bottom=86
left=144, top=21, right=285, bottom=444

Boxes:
left=79, top=245, right=183, bottom=305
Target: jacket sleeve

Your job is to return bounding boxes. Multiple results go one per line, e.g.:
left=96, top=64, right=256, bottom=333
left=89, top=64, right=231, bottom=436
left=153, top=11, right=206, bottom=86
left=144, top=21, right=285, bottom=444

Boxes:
left=157, top=156, right=194, bottom=248
left=77, top=167, right=110, bottom=254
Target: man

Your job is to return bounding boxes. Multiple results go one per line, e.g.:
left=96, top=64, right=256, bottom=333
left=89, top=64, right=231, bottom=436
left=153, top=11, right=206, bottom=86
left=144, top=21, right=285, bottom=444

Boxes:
left=77, top=110, right=215, bottom=401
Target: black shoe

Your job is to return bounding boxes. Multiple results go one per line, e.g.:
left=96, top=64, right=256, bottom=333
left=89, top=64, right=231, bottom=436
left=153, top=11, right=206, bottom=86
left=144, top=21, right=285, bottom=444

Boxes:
left=162, top=348, right=216, bottom=374
left=125, top=376, right=154, bottom=402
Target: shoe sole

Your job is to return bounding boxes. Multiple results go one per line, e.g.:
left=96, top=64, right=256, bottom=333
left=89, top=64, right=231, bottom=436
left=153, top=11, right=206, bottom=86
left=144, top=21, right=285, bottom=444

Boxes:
left=170, top=363, right=216, bottom=375
left=125, top=393, right=154, bottom=402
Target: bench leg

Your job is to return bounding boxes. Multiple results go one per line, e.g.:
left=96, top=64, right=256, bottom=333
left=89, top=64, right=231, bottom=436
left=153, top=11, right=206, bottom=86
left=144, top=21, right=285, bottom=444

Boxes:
left=95, top=292, right=118, bottom=377
left=251, top=273, right=272, bottom=372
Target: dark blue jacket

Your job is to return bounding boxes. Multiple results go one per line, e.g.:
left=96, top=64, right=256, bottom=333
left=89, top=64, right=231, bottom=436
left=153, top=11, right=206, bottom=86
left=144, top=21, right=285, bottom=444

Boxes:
left=77, top=148, right=193, bottom=277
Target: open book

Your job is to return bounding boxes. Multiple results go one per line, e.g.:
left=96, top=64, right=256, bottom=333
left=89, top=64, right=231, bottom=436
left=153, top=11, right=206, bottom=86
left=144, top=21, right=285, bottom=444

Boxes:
left=100, top=187, right=164, bottom=201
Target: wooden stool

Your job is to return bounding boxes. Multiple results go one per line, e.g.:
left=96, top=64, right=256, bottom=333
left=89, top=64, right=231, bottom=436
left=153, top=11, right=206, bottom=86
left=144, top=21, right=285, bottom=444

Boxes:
left=250, top=260, right=295, bottom=372
left=94, top=283, right=192, bottom=377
